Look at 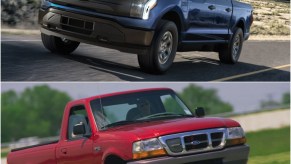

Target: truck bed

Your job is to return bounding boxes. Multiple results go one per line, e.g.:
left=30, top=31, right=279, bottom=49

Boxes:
left=8, top=140, right=59, bottom=164
left=11, top=140, right=58, bottom=152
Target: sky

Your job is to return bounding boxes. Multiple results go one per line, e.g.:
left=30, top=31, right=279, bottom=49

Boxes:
left=1, top=82, right=289, bottom=113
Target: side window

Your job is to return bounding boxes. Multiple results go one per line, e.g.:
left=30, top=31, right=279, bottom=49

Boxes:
left=67, top=105, right=91, bottom=140
left=160, top=95, right=186, bottom=114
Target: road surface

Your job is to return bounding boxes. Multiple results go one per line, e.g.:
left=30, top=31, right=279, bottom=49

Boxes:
left=2, top=34, right=290, bottom=81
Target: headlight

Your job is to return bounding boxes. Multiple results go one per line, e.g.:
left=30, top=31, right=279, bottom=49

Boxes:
left=226, top=127, right=246, bottom=146
left=130, top=0, right=157, bottom=20
left=132, top=138, right=166, bottom=160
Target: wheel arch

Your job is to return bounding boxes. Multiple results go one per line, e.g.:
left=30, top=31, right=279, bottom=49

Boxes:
left=103, top=154, right=126, bottom=164
left=234, top=18, right=246, bottom=37
left=154, top=7, right=186, bottom=42
left=102, top=146, right=129, bottom=164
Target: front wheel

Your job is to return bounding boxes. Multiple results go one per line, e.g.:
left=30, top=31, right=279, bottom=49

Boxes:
left=138, top=20, right=178, bottom=74
left=41, top=33, right=80, bottom=55
left=219, top=28, right=244, bottom=64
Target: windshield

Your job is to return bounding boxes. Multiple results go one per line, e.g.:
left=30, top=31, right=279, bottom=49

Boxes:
left=90, top=90, right=194, bottom=130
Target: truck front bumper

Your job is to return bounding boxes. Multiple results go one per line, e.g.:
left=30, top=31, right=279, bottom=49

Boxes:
left=127, top=145, right=249, bottom=164
left=39, top=8, right=154, bottom=54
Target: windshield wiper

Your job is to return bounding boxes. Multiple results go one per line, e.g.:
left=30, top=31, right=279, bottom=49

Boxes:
left=101, top=114, right=193, bottom=129
left=101, top=120, right=144, bottom=129
left=138, top=112, right=194, bottom=120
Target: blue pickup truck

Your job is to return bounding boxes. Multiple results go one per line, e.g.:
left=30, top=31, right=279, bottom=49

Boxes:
left=39, top=0, right=253, bottom=74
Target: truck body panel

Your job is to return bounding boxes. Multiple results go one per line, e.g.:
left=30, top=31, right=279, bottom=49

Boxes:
left=100, top=117, right=240, bottom=139
left=8, top=142, right=58, bottom=164
left=39, top=0, right=252, bottom=50
left=7, top=88, right=249, bottom=164
left=38, top=0, right=252, bottom=73
left=50, top=0, right=133, bottom=17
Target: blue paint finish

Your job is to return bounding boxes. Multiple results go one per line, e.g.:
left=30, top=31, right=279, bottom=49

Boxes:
left=46, top=2, right=157, bottom=30
left=40, top=0, right=252, bottom=47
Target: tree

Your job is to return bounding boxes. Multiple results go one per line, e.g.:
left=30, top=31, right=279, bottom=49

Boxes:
left=1, top=0, right=41, bottom=27
left=282, top=92, right=290, bottom=107
left=260, top=94, right=280, bottom=109
left=1, top=85, right=72, bottom=143
left=171, top=84, right=233, bottom=115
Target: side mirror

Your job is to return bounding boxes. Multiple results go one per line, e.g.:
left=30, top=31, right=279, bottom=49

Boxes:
left=73, top=123, right=86, bottom=135
left=195, top=107, right=205, bottom=118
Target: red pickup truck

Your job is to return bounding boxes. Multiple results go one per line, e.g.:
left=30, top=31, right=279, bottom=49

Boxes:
left=7, top=88, right=249, bottom=164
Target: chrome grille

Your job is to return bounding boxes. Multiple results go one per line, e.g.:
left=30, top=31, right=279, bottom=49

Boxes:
left=211, top=132, right=224, bottom=147
left=166, top=138, right=183, bottom=153
left=184, top=134, right=208, bottom=150
left=159, top=128, right=226, bottom=156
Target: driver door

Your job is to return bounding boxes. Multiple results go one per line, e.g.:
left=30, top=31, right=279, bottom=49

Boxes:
left=56, top=105, right=94, bottom=164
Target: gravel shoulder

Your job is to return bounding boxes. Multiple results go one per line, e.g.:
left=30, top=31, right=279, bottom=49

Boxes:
left=230, top=109, right=290, bottom=132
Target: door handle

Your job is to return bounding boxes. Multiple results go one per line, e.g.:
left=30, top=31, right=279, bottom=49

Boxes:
left=61, top=148, right=67, bottom=154
left=225, top=8, right=232, bottom=12
left=208, top=5, right=216, bottom=10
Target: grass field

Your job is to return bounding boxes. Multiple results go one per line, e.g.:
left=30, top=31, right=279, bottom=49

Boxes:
left=1, top=152, right=9, bottom=158
left=247, top=126, right=290, bottom=164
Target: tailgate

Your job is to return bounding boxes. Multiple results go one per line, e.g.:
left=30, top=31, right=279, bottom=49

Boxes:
left=50, top=0, right=133, bottom=17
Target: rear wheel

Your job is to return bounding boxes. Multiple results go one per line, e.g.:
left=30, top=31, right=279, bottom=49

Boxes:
left=41, top=33, right=80, bottom=55
left=138, top=20, right=178, bottom=74
left=219, top=28, right=243, bottom=64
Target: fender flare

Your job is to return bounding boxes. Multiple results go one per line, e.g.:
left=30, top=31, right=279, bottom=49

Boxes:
left=153, top=5, right=186, bottom=32
left=232, top=18, right=246, bottom=35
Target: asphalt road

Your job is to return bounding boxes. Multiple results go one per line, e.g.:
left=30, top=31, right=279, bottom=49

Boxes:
left=2, top=34, right=290, bottom=81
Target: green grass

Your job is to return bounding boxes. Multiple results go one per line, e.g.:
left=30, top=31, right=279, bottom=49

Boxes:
left=247, top=126, right=290, bottom=157
left=1, top=151, right=9, bottom=158
left=247, top=127, right=290, bottom=164
left=249, top=152, right=290, bottom=164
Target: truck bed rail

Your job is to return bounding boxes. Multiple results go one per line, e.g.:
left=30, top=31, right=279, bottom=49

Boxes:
left=11, top=140, right=58, bottom=152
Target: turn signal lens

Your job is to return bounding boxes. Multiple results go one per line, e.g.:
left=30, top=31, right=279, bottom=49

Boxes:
left=250, top=11, right=254, bottom=26
left=132, top=138, right=167, bottom=160
left=226, top=127, right=246, bottom=146
left=133, top=149, right=167, bottom=160
left=226, top=137, right=246, bottom=146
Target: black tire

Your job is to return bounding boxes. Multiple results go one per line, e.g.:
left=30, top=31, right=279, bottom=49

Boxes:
left=41, top=33, right=80, bottom=55
left=138, top=20, right=178, bottom=74
left=105, top=156, right=126, bottom=164
left=219, top=28, right=244, bottom=64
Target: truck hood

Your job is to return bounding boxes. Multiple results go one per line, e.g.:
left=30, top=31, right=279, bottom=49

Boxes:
left=233, top=1, right=253, bottom=10
left=105, top=117, right=240, bottom=140
left=50, top=0, right=132, bottom=17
